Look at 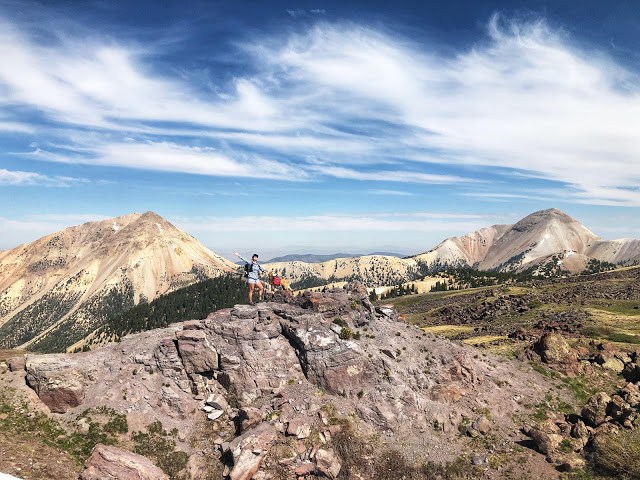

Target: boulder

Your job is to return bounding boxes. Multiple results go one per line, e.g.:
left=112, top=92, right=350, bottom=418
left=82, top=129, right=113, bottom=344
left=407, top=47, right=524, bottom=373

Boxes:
left=570, top=420, right=590, bottom=451
left=206, top=393, right=229, bottom=411
left=534, top=333, right=578, bottom=370
left=529, top=428, right=563, bottom=455
left=295, top=462, right=316, bottom=475
left=595, top=353, right=625, bottom=374
left=25, top=355, right=85, bottom=413
left=153, top=339, right=191, bottom=393
left=237, top=407, right=263, bottom=433
left=607, top=395, right=633, bottom=421
left=207, top=410, right=224, bottom=421
left=287, top=415, right=313, bottom=439
left=471, top=416, right=491, bottom=435
left=81, top=444, right=168, bottom=480
left=450, top=354, right=478, bottom=383
left=315, top=448, right=341, bottom=479
left=581, top=392, right=611, bottom=427
left=176, top=329, right=218, bottom=374
left=228, top=422, right=277, bottom=480
left=621, top=382, right=640, bottom=407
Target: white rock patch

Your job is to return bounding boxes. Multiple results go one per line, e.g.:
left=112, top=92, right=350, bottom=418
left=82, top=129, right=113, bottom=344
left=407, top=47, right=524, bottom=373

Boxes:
left=0, top=473, right=23, bottom=480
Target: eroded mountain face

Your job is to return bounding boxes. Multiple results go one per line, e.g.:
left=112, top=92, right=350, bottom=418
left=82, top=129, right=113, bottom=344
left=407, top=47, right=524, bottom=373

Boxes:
left=266, top=209, right=640, bottom=287
left=0, top=211, right=235, bottom=352
left=413, top=208, right=637, bottom=273
left=6, top=283, right=561, bottom=479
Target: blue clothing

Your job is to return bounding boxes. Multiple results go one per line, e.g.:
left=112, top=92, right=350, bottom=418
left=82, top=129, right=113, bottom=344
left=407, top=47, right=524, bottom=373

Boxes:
left=237, top=255, right=266, bottom=281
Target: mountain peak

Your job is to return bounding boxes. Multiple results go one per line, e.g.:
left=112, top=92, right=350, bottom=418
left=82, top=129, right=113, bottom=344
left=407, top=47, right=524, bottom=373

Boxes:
left=139, top=211, right=163, bottom=221
left=511, top=208, right=577, bottom=232
left=113, top=211, right=180, bottom=239
left=0, top=211, right=235, bottom=352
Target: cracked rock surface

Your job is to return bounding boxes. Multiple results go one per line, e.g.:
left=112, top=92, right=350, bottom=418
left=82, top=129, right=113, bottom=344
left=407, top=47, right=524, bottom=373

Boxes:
left=11, top=282, right=561, bottom=478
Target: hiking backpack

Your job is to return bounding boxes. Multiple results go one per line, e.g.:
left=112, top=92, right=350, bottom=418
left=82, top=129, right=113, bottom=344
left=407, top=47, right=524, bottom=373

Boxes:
left=244, top=262, right=252, bottom=277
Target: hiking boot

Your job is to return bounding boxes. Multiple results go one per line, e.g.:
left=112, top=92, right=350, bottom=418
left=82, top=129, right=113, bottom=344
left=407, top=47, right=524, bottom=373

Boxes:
left=249, top=301, right=256, bottom=306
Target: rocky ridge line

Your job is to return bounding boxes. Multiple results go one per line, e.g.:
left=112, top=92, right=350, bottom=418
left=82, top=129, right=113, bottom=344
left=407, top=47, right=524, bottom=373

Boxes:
left=6, top=283, right=561, bottom=479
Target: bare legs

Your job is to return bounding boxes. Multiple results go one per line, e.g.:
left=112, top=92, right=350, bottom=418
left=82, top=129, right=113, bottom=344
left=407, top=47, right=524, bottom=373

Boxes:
left=248, top=281, right=264, bottom=303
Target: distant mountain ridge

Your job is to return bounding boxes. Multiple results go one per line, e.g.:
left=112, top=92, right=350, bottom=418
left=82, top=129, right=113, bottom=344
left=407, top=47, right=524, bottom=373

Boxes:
left=266, top=209, right=640, bottom=287
left=264, top=252, right=405, bottom=263
left=0, top=211, right=235, bottom=352
left=410, top=208, right=640, bottom=273
left=2, top=207, right=638, bottom=352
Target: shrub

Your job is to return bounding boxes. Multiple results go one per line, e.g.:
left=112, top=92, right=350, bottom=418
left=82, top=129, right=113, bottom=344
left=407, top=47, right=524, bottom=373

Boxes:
left=132, top=421, right=189, bottom=479
left=103, top=414, right=128, bottom=434
left=333, top=318, right=347, bottom=327
left=593, top=427, right=640, bottom=479
left=339, top=327, right=354, bottom=340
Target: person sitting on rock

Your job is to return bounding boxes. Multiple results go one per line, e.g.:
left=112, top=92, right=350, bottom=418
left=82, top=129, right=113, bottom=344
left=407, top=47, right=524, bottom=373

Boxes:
left=233, top=251, right=267, bottom=305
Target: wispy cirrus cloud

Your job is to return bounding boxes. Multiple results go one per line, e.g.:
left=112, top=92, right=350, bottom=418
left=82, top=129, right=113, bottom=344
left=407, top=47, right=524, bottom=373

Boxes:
left=20, top=142, right=304, bottom=180
left=0, top=168, right=87, bottom=187
left=174, top=211, right=511, bottom=233
left=309, top=165, right=473, bottom=184
left=369, top=189, right=416, bottom=196
left=250, top=17, right=640, bottom=203
left=1, top=11, right=640, bottom=201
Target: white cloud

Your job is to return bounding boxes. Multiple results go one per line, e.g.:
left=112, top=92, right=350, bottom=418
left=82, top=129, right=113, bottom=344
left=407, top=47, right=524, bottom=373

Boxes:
left=0, top=168, right=87, bottom=187
left=311, top=165, right=475, bottom=184
left=21, top=142, right=305, bottom=180
left=174, top=212, right=509, bottom=233
left=0, top=121, right=33, bottom=133
left=249, top=17, right=640, bottom=204
left=369, top=189, right=415, bottom=196
left=1, top=13, right=640, bottom=201
left=0, top=19, right=293, bottom=132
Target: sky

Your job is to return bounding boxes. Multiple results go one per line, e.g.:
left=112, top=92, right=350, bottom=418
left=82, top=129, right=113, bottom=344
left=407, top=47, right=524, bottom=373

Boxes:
left=1, top=0, right=639, bottom=260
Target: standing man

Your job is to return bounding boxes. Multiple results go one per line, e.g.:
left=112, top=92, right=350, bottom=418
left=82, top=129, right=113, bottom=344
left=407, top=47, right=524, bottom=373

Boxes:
left=233, top=251, right=266, bottom=305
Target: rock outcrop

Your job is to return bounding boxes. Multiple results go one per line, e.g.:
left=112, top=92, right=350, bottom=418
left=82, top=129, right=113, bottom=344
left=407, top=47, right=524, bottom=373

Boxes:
left=81, top=444, right=168, bottom=480
left=25, top=355, right=86, bottom=413
left=17, top=283, right=560, bottom=479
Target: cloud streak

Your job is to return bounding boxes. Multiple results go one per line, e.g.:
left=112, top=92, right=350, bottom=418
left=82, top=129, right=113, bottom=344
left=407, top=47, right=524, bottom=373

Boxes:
left=174, top=211, right=511, bottom=233
left=1, top=12, right=639, bottom=201
left=0, top=168, right=87, bottom=187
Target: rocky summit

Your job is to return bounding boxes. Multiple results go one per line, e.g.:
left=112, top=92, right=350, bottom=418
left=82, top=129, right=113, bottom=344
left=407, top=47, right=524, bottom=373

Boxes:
left=2, top=282, right=564, bottom=479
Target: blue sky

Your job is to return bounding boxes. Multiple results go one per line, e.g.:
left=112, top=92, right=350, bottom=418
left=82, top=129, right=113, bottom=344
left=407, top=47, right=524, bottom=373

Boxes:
left=1, top=0, right=639, bottom=259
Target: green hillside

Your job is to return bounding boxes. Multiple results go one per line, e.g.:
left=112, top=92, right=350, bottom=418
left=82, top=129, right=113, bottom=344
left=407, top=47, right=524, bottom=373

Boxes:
left=94, top=274, right=247, bottom=344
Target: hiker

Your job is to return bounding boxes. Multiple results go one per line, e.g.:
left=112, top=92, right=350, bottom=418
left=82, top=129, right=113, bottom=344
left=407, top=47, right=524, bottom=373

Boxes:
left=233, top=251, right=266, bottom=305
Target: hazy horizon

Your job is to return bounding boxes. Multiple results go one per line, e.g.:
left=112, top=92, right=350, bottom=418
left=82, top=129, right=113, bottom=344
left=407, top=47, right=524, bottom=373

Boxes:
left=1, top=0, right=638, bottom=252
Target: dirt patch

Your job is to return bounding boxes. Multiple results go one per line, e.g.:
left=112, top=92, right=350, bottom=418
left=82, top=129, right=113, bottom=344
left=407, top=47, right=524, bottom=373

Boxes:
left=0, top=431, right=82, bottom=480
left=0, top=350, right=28, bottom=362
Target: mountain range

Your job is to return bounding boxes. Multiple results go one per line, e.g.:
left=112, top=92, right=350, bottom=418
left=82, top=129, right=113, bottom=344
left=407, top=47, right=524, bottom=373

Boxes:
left=263, top=252, right=405, bottom=263
left=412, top=208, right=640, bottom=272
left=0, top=207, right=638, bottom=352
left=264, top=208, right=639, bottom=285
